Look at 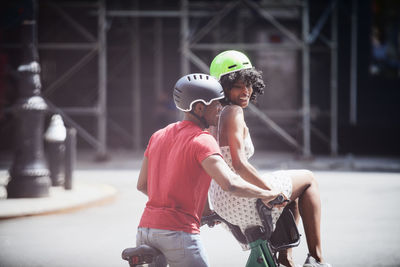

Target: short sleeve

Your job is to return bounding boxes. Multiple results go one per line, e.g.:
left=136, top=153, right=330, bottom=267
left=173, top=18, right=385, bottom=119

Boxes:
left=144, top=134, right=154, bottom=157
left=193, top=133, right=222, bottom=163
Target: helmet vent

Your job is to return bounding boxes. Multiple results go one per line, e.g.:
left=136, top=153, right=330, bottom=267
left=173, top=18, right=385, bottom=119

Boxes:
left=243, top=62, right=250, bottom=65
left=228, top=64, right=237, bottom=69
left=175, top=87, right=182, bottom=93
left=194, top=75, right=197, bottom=80
left=187, top=76, right=191, bottom=81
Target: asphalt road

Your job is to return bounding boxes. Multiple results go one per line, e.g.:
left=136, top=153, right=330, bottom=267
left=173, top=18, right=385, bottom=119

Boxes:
left=0, top=169, right=400, bottom=267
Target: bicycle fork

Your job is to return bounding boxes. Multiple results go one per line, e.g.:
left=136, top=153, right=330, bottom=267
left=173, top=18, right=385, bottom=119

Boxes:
left=244, top=224, right=278, bottom=267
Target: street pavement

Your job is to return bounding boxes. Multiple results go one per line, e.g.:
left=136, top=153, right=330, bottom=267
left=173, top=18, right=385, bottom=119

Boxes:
left=0, top=151, right=400, bottom=267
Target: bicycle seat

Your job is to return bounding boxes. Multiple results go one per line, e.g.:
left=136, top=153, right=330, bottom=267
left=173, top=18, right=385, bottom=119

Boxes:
left=122, top=245, right=162, bottom=265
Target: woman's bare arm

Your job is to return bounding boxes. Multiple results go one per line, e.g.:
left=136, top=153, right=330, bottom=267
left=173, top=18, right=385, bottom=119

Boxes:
left=221, top=106, right=272, bottom=190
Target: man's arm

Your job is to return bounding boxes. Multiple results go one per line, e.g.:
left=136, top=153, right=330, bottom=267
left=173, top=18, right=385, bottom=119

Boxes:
left=137, top=156, right=148, bottom=196
left=201, top=154, right=281, bottom=205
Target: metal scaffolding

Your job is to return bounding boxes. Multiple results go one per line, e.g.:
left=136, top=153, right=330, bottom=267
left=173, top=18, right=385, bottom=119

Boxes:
left=3, top=0, right=343, bottom=157
left=69, top=0, right=340, bottom=157
left=178, top=0, right=339, bottom=156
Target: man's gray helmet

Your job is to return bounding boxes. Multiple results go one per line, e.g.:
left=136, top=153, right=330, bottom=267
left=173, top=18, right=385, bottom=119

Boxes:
left=173, top=73, right=224, bottom=112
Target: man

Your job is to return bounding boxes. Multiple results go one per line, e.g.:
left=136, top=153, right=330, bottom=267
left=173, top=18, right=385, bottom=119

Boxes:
left=136, top=73, right=283, bottom=267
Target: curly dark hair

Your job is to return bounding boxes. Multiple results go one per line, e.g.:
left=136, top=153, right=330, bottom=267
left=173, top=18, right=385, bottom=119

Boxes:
left=219, top=68, right=265, bottom=105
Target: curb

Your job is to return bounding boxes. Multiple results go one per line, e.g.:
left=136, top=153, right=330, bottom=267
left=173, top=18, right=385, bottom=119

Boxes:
left=0, top=182, right=117, bottom=219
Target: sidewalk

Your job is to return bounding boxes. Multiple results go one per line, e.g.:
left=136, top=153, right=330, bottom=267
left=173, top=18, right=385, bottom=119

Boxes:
left=0, top=149, right=399, bottom=220
left=0, top=173, right=117, bottom=219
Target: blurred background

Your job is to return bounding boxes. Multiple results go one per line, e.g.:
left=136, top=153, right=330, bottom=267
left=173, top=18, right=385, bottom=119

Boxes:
left=0, top=0, right=399, bottom=159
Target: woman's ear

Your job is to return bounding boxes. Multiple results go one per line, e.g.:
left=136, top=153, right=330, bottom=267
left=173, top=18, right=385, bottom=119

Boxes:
left=223, top=89, right=230, bottom=104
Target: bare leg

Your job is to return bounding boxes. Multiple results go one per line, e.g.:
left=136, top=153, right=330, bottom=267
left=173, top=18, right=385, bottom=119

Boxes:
left=285, top=170, right=325, bottom=263
left=278, top=200, right=299, bottom=267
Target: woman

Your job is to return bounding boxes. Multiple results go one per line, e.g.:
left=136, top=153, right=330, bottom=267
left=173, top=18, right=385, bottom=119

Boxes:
left=208, top=50, right=331, bottom=267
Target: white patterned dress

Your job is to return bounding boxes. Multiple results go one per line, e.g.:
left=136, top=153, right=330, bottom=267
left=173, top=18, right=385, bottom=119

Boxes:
left=208, top=110, right=292, bottom=250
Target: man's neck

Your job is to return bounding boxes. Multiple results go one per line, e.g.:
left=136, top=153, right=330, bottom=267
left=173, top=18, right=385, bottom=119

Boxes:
left=183, top=113, right=205, bottom=129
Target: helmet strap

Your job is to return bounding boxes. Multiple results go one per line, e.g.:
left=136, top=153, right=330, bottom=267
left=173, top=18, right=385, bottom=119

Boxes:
left=190, top=110, right=209, bottom=129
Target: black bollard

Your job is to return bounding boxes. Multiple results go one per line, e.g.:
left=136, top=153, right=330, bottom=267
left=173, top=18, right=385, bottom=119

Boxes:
left=6, top=0, right=51, bottom=198
left=44, top=114, right=66, bottom=187
left=6, top=93, right=51, bottom=198
left=64, top=128, right=77, bottom=190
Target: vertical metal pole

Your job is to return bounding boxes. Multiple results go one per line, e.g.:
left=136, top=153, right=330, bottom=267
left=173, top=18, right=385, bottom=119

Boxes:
left=154, top=10, right=163, bottom=98
left=180, top=0, right=190, bottom=75
left=330, top=2, right=338, bottom=156
left=212, top=26, right=219, bottom=55
left=236, top=10, right=244, bottom=43
left=350, top=0, right=358, bottom=125
left=97, top=0, right=107, bottom=159
left=211, top=11, right=221, bottom=58
left=132, top=0, right=142, bottom=150
left=64, top=128, right=76, bottom=190
left=302, top=0, right=311, bottom=157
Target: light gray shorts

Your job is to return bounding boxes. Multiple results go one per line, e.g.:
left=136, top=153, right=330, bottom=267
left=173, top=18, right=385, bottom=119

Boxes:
left=136, top=227, right=209, bottom=267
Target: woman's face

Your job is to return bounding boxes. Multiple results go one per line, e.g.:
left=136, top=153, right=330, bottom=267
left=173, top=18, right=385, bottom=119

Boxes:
left=227, top=80, right=253, bottom=108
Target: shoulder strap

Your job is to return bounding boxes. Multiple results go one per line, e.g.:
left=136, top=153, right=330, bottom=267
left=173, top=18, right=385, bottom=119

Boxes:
left=217, top=105, right=229, bottom=144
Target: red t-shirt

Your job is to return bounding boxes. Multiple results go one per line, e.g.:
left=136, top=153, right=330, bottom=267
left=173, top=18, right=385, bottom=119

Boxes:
left=138, top=120, right=222, bottom=234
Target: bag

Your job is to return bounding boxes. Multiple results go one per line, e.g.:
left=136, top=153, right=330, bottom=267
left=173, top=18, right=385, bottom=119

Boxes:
left=269, top=207, right=301, bottom=251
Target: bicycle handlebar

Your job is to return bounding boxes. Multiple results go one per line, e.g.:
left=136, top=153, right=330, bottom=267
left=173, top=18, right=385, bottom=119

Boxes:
left=267, top=194, right=289, bottom=208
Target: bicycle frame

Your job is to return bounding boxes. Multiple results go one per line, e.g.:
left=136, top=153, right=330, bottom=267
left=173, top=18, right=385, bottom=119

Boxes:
left=247, top=239, right=276, bottom=267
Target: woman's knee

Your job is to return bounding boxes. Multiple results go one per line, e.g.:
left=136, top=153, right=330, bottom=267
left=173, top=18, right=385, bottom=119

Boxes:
left=299, top=169, right=317, bottom=185
left=290, top=169, right=317, bottom=195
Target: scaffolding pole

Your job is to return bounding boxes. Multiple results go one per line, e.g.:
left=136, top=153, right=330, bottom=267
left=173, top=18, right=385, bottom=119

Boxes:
left=330, top=2, right=338, bottom=155
left=350, top=0, right=358, bottom=125
left=302, top=0, right=311, bottom=157
left=180, top=0, right=190, bottom=76
left=132, top=0, right=142, bottom=150
left=97, top=0, right=107, bottom=159
left=154, top=10, right=163, bottom=98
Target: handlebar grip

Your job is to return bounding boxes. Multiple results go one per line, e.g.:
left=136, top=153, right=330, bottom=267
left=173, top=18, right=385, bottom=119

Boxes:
left=268, top=194, right=285, bottom=206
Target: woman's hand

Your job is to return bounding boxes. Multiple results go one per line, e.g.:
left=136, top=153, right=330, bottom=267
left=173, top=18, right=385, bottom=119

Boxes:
left=275, top=192, right=290, bottom=208
left=261, top=191, right=290, bottom=209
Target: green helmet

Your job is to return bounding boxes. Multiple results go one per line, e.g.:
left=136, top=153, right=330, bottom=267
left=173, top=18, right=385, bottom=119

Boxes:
left=209, top=50, right=253, bottom=80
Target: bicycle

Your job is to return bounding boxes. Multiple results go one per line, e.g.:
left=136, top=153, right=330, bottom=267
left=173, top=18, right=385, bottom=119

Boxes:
left=122, top=195, right=300, bottom=267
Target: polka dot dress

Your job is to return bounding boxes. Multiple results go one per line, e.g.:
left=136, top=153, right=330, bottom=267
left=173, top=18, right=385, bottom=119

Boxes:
left=209, top=135, right=292, bottom=250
